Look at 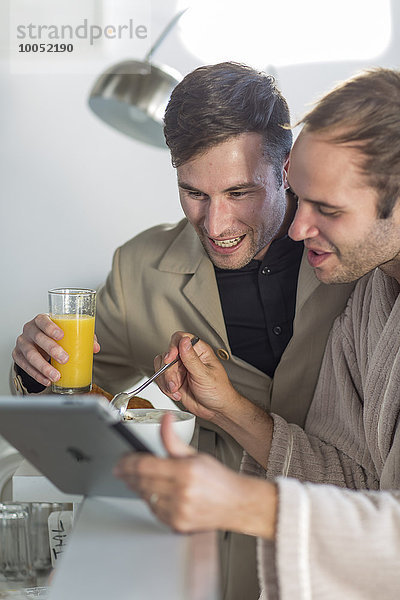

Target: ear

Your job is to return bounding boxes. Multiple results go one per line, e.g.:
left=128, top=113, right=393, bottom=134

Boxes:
left=283, top=155, right=290, bottom=190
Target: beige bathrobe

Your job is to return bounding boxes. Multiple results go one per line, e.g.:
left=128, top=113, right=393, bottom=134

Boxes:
left=244, top=268, right=400, bottom=599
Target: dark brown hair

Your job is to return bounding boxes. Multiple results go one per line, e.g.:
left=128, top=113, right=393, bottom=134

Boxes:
left=301, top=68, right=400, bottom=218
left=164, top=62, right=292, bottom=185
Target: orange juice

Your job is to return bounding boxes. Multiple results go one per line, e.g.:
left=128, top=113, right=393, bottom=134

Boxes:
left=50, top=314, right=95, bottom=389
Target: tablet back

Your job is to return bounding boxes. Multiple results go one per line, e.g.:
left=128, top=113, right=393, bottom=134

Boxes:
left=0, top=395, right=151, bottom=498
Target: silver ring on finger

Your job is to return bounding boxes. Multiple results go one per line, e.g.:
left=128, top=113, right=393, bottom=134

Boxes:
left=149, top=492, right=159, bottom=507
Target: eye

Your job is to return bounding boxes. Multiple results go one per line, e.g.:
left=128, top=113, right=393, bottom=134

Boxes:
left=317, top=206, right=341, bottom=217
left=229, top=191, right=247, bottom=199
left=187, top=190, right=206, bottom=199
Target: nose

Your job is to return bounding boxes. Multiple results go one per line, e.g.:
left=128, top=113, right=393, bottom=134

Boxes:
left=288, top=202, right=319, bottom=241
left=204, top=199, right=234, bottom=238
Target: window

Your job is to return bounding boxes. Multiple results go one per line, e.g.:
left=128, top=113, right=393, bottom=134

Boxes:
left=177, top=0, right=391, bottom=68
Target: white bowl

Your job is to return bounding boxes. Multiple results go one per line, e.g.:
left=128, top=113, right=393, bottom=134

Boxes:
left=123, top=409, right=196, bottom=456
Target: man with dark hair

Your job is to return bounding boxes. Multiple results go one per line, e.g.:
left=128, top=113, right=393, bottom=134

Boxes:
left=115, top=68, right=400, bottom=599
left=12, top=62, right=354, bottom=599
left=164, top=62, right=291, bottom=186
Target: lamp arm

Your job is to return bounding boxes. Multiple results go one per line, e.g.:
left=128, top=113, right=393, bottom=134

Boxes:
left=143, top=8, right=188, bottom=62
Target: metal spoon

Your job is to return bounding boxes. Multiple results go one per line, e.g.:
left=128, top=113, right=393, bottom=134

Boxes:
left=110, top=336, right=200, bottom=417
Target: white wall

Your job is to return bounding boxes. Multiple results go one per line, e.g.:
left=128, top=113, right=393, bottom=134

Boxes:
left=1, top=0, right=399, bottom=394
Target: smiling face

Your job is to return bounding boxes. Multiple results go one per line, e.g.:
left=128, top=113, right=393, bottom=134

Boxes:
left=177, top=133, right=289, bottom=270
left=288, top=130, right=400, bottom=284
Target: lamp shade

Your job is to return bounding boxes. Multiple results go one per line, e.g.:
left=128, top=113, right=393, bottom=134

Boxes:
left=88, top=60, right=182, bottom=148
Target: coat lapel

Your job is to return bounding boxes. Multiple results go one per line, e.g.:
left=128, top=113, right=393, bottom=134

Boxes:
left=182, top=256, right=229, bottom=345
left=158, top=220, right=229, bottom=345
left=295, top=248, right=321, bottom=314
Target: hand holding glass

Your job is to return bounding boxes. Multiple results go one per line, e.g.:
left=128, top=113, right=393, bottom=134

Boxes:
left=48, top=288, right=96, bottom=394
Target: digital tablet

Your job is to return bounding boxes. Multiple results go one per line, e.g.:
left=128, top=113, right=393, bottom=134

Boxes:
left=0, top=395, right=152, bottom=498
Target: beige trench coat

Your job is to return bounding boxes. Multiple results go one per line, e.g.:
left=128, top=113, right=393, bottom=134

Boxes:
left=93, top=219, right=355, bottom=600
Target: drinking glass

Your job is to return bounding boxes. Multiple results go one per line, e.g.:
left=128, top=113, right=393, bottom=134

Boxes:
left=29, top=503, right=53, bottom=573
left=48, top=288, right=96, bottom=394
left=0, top=503, right=36, bottom=590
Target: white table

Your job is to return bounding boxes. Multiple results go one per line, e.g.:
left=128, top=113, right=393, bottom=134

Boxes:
left=49, top=497, right=219, bottom=600
left=12, top=462, right=220, bottom=600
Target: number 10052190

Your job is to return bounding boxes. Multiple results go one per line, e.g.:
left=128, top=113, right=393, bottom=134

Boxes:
left=18, top=43, right=73, bottom=53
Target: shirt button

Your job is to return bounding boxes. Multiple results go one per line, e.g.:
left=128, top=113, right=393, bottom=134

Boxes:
left=273, top=326, right=282, bottom=336
left=261, top=267, right=271, bottom=275
left=216, top=348, right=230, bottom=360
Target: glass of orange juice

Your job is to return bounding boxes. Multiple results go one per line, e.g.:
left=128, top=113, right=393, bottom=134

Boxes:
left=48, top=288, right=96, bottom=394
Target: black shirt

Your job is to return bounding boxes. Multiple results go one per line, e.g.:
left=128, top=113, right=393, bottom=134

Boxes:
left=214, top=236, right=303, bottom=377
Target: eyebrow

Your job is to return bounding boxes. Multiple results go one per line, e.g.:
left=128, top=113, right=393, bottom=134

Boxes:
left=178, top=180, right=261, bottom=193
left=178, top=181, right=203, bottom=193
left=287, top=179, right=344, bottom=210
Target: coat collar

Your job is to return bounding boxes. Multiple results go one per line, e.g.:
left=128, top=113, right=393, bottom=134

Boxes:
left=158, top=220, right=229, bottom=344
left=158, top=220, right=205, bottom=274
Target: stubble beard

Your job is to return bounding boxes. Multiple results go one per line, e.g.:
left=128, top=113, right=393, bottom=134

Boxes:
left=316, top=220, right=400, bottom=284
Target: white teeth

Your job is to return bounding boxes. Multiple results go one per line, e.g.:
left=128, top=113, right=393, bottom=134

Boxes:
left=212, top=236, right=243, bottom=248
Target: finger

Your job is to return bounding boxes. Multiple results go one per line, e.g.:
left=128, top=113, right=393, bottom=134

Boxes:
left=118, top=469, right=179, bottom=508
left=156, top=352, right=186, bottom=398
left=154, top=353, right=163, bottom=372
left=114, top=456, right=174, bottom=500
left=30, top=330, right=69, bottom=365
left=17, top=364, right=52, bottom=387
left=35, top=314, right=64, bottom=341
left=93, top=334, right=100, bottom=354
left=164, top=331, right=194, bottom=362
left=18, top=330, right=68, bottom=369
left=114, top=453, right=158, bottom=478
left=114, top=455, right=145, bottom=487
left=115, top=472, right=141, bottom=493
left=22, top=319, right=69, bottom=365
left=142, top=492, right=178, bottom=528
left=165, top=364, right=187, bottom=399
left=12, top=348, right=58, bottom=386
left=161, top=413, right=196, bottom=458
left=177, top=337, right=211, bottom=381
left=13, top=341, right=61, bottom=384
